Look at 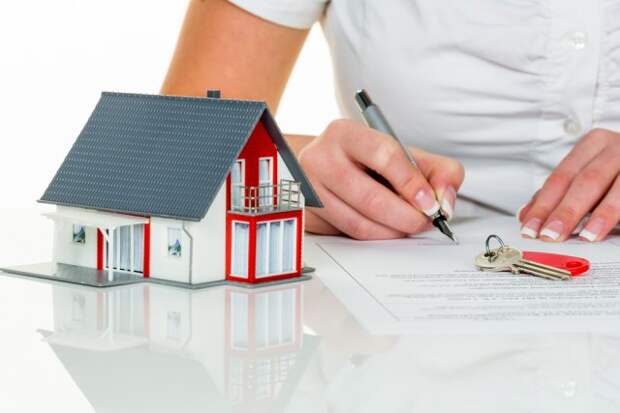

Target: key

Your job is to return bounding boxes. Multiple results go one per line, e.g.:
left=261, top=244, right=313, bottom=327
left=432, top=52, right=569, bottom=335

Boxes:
left=522, top=251, right=590, bottom=276
left=475, top=246, right=572, bottom=281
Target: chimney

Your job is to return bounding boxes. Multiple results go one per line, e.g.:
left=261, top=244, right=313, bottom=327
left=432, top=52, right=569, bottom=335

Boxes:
left=206, top=89, right=221, bottom=99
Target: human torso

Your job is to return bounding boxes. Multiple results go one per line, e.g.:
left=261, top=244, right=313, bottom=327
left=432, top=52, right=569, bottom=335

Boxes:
left=323, top=0, right=620, bottom=213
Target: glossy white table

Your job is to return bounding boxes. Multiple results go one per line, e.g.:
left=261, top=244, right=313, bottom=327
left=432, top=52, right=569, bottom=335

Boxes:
left=1, top=207, right=619, bottom=412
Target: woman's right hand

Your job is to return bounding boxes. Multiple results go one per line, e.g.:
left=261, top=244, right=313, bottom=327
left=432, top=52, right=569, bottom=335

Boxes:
left=161, top=1, right=464, bottom=241
left=298, top=119, right=465, bottom=240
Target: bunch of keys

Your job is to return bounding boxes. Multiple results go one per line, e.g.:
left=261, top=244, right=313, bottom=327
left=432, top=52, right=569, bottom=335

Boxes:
left=475, top=235, right=572, bottom=281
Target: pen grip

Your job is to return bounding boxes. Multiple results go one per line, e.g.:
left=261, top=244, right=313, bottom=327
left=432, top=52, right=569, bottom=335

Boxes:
left=363, top=105, right=397, bottom=137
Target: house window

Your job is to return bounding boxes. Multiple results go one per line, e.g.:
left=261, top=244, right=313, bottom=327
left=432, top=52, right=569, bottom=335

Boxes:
left=256, top=223, right=268, bottom=276
left=118, top=226, right=132, bottom=269
left=105, top=225, right=145, bottom=273
left=258, top=157, right=273, bottom=209
left=72, top=224, right=86, bottom=244
left=282, top=220, right=296, bottom=272
left=255, top=219, right=297, bottom=277
left=268, top=221, right=281, bottom=274
left=231, top=160, right=245, bottom=210
left=168, top=228, right=182, bottom=257
left=232, top=222, right=249, bottom=277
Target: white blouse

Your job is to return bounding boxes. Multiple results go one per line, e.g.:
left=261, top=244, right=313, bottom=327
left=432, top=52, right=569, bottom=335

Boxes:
left=229, top=0, right=620, bottom=214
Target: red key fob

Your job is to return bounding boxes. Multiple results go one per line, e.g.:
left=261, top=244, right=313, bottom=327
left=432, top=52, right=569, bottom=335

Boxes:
left=522, top=251, right=590, bottom=276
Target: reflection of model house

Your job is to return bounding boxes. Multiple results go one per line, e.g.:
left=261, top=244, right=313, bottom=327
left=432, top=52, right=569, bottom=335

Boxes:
left=224, top=287, right=303, bottom=409
left=40, top=283, right=316, bottom=412
left=41, top=285, right=150, bottom=352
left=36, top=91, right=321, bottom=287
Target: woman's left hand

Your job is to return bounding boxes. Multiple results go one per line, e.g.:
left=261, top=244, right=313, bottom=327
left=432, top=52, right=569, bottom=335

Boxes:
left=518, top=128, right=620, bottom=242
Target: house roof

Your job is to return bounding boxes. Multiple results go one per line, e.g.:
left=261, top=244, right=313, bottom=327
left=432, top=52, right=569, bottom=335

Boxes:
left=39, top=92, right=322, bottom=221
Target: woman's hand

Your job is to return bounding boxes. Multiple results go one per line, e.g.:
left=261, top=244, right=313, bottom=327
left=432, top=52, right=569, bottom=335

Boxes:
left=298, top=119, right=465, bottom=240
left=519, top=128, right=620, bottom=242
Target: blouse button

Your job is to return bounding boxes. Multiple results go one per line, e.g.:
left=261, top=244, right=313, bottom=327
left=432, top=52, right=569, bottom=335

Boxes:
left=563, top=118, right=582, bottom=136
left=563, top=31, right=588, bottom=50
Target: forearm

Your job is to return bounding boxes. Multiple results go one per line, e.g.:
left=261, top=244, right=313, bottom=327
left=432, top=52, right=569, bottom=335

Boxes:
left=161, top=0, right=308, bottom=112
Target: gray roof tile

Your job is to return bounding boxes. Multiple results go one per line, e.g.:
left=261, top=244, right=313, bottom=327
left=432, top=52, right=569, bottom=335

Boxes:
left=39, top=92, right=322, bottom=220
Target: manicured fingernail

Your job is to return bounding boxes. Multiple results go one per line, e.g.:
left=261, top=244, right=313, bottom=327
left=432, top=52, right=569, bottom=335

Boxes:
left=540, top=220, right=564, bottom=241
left=579, top=217, right=605, bottom=242
left=572, top=215, right=589, bottom=235
left=440, top=186, right=456, bottom=221
left=415, top=189, right=440, bottom=216
left=520, top=218, right=542, bottom=239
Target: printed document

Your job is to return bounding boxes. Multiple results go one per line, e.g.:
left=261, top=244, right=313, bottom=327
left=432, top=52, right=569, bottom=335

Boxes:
left=305, top=217, right=620, bottom=335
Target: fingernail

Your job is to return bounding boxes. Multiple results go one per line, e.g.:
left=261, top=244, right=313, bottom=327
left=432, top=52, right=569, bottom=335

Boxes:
left=540, top=220, right=564, bottom=241
left=415, top=189, right=440, bottom=217
left=572, top=215, right=589, bottom=235
left=520, top=218, right=542, bottom=239
left=440, top=187, right=456, bottom=221
left=579, top=217, right=605, bottom=242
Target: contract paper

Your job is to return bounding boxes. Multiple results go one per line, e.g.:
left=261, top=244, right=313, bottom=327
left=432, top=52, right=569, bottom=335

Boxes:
left=306, top=217, right=620, bottom=335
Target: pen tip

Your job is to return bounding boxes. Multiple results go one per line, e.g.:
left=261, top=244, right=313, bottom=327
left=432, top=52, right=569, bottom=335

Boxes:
left=433, top=216, right=458, bottom=244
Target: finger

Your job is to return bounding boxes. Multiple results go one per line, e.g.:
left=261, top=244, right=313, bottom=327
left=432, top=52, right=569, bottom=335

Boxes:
left=517, top=193, right=537, bottom=223
left=316, top=156, right=430, bottom=234
left=334, top=121, right=440, bottom=217
left=518, top=192, right=589, bottom=233
left=438, top=186, right=457, bottom=221
left=412, top=147, right=465, bottom=192
left=579, top=175, right=620, bottom=242
left=311, top=182, right=406, bottom=240
left=539, top=150, right=620, bottom=242
left=305, top=208, right=341, bottom=236
left=413, top=147, right=465, bottom=220
left=520, top=136, right=608, bottom=238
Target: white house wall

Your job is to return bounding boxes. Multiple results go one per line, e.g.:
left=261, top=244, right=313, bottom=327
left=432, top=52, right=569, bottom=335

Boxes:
left=278, top=153, right=292, bottom=181
left=54, top=206, right=97, bottom=269
left=150, top=217, right=191, bottom=284
left=186, top=185, right=227, bottom=284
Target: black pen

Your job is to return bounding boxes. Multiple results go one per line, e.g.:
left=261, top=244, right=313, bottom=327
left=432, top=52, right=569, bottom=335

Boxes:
left=354, top=89, right=458, bottom=243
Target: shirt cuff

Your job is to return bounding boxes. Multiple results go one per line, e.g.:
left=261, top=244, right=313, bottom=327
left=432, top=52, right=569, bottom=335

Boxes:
left=227, top=0, right=325, bottom=29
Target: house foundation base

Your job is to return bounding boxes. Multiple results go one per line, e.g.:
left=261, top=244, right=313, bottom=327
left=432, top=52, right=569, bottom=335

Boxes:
left=0, top=263, right=313, bottom=289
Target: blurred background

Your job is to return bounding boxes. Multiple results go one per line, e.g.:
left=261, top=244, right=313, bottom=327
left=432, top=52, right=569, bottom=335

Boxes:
left=0, top=0, right=338, bottom=208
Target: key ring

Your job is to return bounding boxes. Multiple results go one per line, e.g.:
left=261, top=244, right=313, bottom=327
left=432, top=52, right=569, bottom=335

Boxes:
left=485, top=234, right=506, bottom=263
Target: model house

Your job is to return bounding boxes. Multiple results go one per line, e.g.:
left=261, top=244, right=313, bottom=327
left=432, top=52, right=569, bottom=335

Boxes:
left=25, top=90, right=322, bottom=288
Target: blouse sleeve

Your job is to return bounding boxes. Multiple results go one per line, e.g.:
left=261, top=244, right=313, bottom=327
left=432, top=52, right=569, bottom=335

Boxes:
left=227, top=0, right=328, bottom=29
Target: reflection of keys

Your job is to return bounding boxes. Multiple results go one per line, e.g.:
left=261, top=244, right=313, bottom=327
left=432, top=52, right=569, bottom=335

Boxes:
left=475, top=246, right=571, bottom=281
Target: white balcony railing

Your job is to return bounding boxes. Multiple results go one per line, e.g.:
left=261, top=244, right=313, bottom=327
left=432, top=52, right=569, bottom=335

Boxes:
left=231, top=179, right=302, bottom=214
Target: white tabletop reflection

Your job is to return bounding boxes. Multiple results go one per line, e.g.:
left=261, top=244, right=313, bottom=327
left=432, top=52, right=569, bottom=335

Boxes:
left=1, top=208, right=620, bottom=412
